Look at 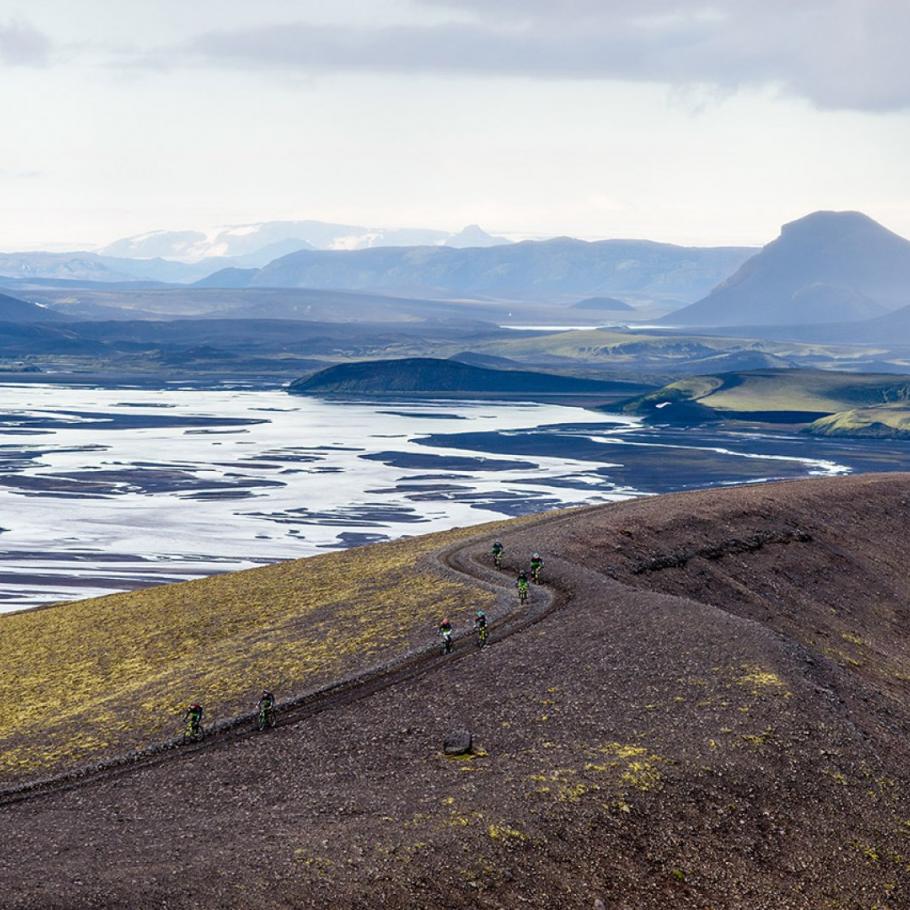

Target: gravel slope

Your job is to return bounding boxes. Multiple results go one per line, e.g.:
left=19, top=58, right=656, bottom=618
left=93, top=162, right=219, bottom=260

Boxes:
left=5, top=474, right=910, bottom=909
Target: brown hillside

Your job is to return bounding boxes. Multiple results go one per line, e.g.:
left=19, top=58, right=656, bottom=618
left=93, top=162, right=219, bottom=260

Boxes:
left=4, top=475, right=910, bottom=908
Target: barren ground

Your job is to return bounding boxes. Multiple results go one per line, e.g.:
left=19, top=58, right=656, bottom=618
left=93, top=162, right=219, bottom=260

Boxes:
left=5, top=474, right=910, bottom=908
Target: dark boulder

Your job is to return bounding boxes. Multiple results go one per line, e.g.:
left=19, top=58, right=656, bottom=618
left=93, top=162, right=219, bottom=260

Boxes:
left=443, top=730, right=473, bottom=755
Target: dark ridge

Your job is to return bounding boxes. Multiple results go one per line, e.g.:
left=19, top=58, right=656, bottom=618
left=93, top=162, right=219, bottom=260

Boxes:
left=288, top=356, right=648, bottom=397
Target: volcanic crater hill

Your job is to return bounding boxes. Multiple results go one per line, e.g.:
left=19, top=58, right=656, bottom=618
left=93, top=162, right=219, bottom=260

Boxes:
left=288, top=356, right=651, bottom=398
left=5, top=476, right=910, bottom=908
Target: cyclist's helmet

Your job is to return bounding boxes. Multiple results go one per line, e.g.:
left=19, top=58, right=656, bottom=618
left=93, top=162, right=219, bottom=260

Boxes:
left=262, top=690, right=272, bottom=699
left=442, top=617, right=450, bottom=625
left=476, top=609, right=486, bottom=618
left=191, top=703, right=202, bottom=711
left=518, top=570, right=527, bottom=578
left=532, top=552, right=540, bottom=559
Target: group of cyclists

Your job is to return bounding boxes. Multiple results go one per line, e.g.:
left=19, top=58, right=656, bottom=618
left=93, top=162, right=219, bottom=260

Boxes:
left=183, top=689, right=275, bottom=741
left=183, top=542, right=545, bottom=742
left=438, top=542, right=544, bottom=653
left=494, top=541, right=542, bottom=580
left=438, top=609, right=488, bottom=655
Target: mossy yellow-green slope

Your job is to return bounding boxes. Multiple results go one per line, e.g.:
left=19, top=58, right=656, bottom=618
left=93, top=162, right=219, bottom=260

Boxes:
left=0, top=524, right=498, bottom=782
left=807, top=406, right=910, bottom=438
left=624, top=368, right=910, bottom=418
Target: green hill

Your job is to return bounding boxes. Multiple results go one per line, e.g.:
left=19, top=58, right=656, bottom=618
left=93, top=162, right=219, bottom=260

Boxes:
left=289, top=356, right=650, bottom=398
left=806, top=406, right=910, bottom=438
left=622, top=368, right=910, bottom=427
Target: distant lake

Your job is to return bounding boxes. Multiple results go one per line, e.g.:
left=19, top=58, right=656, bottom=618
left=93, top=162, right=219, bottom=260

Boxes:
left=2, top=384, right=909, bottom=611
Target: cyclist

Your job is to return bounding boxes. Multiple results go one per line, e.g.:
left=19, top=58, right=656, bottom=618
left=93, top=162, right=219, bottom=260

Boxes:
left=491, top=540, right=504, bottom=569
left=439, top=617, right=454, bottom=654
left=473, top=609, right=488, bottom=647
left=257, top=690, right=276, bottom=730
left=516, top=570, right=529, bottom=603
left=184, top=702, right=204, bottom=739
left=530, top=552, right=544, bottom=583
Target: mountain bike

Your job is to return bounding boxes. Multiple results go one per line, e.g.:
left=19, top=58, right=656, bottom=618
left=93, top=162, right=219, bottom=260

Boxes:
left=517, top=583, right=529, bottom=604
left=493, top=550, right=503, bottom=570
left=441, top=630, right=454, bottom=655
left=476, top=624, right=489, bottom=648
left=183, top=717, right=204, bottom=743
left=257, top=704, right=276, bottom=731
left=531, top=564, right=542, bottom=584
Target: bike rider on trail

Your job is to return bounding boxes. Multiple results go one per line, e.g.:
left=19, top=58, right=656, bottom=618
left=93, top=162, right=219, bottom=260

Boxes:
left=439, top=617, right=454, bottom=654
left=473, top=609, right=488, bottom=647
left=491, top=540, right=504, bottom=568
left=530, top=552, right=544, bottom=583
left=258, top=690, right=276, bottom=729
left=184, top=702, right=204, bottom=737
left=516, top=570, right=529, bottom=603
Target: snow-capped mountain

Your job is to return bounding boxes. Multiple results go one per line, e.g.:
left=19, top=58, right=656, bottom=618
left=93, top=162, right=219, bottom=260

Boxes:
left=98, top=221, right=510, bottom=264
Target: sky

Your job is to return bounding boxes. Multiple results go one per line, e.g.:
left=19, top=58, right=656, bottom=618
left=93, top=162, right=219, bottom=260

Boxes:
left=0, top=0, right=908, bottom=250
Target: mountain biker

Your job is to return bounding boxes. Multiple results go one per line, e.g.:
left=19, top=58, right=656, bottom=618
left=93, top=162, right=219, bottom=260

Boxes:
left=184, top=702, right=204, bottom=736
left=516, top=570, right=529, bottom=602
left=258, top=690, right=276, bottom=729
left=491, top=540, right=504, bottom=567
left=530, top=552, right=544, bottom=582
left=473, top=609, right=488, bottom=647
left=439, top=618, right=454, bottom=654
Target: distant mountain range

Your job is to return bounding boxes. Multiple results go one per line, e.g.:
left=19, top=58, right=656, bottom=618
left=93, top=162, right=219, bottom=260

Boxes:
left=201, top=238, right=752, bottom=305
left=97, top=220, right=509, bottom=262
left=6, top=210, right=910, bottom=328
left=0, top=251, right=213, bottom=285
left=0, top=223, right=510, bottom=288
left=664, top=211, right=910, bottom=326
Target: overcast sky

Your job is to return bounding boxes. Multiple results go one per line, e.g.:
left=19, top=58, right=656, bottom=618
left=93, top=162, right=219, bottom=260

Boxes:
left=1, top=0, right=908, bottom=249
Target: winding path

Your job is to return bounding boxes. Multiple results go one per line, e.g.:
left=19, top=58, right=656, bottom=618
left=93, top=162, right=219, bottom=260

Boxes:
left=0, top=504, right=599, bottom=808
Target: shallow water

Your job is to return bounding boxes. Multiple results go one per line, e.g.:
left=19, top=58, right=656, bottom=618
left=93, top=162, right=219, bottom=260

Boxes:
left=1, top=385, right=908, bottom=610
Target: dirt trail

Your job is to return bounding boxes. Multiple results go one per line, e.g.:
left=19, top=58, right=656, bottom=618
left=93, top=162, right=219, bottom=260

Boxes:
left=0, top=503, right=590, bottom=808
left=5, top=474, right=910, bottom=909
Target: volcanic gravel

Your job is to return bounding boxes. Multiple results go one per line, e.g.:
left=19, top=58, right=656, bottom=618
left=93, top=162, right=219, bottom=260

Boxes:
left=5, top=473, right=910, bottom=908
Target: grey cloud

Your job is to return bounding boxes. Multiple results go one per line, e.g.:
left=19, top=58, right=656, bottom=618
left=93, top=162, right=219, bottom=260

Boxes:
left=0, top=19, right=51, bottom=66
left=179, top=0, right=910, bottom=112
